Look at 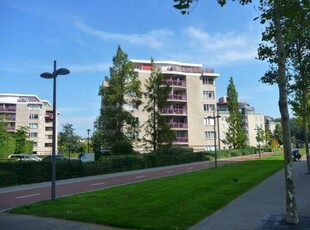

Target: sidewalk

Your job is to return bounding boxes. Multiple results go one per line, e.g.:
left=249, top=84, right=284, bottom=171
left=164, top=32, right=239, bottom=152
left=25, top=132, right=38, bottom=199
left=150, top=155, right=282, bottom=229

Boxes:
left=190, top=156, right=310, bottom=230
left=1, top=156, right=309, bottom=230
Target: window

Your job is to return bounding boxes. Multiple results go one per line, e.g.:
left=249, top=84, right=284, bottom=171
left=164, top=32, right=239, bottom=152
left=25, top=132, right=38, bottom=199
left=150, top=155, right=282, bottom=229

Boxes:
left=29, top=132, right=38, bottom=138
left=203, top=117, right=214, bottom=126
left=203, top=91, right=214, bottom=99
left=29, top=123, right=38, bottom=129
left=29, top=114, right=39, bottom=119
left=205, top=131, right=215, bottom=139
left=203, top=104, right=215, bottom=112
left=202, top=77, right=214, bottom=85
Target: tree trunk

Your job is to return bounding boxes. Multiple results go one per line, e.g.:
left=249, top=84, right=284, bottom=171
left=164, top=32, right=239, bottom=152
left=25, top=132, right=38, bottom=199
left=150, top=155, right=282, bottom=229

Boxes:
left=274, top=0, right=299, bottom=224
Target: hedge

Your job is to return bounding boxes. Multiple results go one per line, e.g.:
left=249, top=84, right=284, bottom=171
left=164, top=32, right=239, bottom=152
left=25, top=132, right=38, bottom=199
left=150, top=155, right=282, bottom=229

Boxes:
left=0, top=151, right=208, bottom=187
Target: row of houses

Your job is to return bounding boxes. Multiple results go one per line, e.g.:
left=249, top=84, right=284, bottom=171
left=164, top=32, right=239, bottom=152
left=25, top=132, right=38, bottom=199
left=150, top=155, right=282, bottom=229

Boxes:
left=0, top=60, right=278, bottom=155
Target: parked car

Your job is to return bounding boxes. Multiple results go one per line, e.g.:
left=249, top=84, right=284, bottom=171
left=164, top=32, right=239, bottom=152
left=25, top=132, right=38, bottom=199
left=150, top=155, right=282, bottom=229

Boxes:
left=41, top=155, right=68, bottom=162
left=8, top=154, right=40, bottom=161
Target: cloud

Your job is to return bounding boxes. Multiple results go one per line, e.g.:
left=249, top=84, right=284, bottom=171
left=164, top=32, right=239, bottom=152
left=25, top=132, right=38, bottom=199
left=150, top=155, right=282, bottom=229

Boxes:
left=67, top=63, right=110, bottom=73
left=178, top=26, right=260, bottom=66
left=74, top=22, right=173, bottom=48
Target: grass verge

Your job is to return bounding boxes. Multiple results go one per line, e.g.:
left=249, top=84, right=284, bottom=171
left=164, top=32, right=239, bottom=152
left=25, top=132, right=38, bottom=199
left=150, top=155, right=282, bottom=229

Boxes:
left=8, top=155, right=284, bottom=230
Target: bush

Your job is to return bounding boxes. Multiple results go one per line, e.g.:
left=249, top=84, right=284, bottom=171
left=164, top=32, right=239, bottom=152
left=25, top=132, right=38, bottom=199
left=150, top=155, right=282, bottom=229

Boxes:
left=111, top=139, right=133, bottom=155
left=152, top=147, right=194, bottom=156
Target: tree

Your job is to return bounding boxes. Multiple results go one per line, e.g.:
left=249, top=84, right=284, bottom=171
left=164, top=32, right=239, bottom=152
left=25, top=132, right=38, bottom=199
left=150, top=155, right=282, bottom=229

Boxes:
left=285, top=1, right=310, bottom=172
left=58, top=123, right=84, bottom=156
left=0, top=121, right=16, bottom=158
left=14, top=126, right=33, bottom=154
left=99, top=46, right=142, bottom=152
left=225, top=77, right=247, bottom=149
left=273, top=123, right=283, bottom=146
left=255, top=127, right=264, bottom=150
left=143, top=59, right=175, bottom=151
left=173, top=0, right=301, bottom=224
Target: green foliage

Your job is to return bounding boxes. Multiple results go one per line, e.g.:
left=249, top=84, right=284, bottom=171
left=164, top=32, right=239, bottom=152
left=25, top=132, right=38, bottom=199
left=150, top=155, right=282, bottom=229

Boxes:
left=225, top=77, right=247, bottom=149
left=143, top=59, right=175, bottom=150
left=0, top=123, right=16, bottom=158
left=99, top=46, right=142, bottom=149
left=58, top=123, right=84, bottom=155
left=273, top=123, right=283, bottom=146
left=0, top=160, right=85, bottom=187
left=91, top=130, right=103, bottom=160
left=111, top=139, right=133, bottom=155
left=14, top=126, right=33, bottom=154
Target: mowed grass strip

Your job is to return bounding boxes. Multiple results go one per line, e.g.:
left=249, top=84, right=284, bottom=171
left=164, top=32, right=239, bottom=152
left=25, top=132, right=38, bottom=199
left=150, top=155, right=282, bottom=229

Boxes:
left=8, top=155, right=284, bottom=230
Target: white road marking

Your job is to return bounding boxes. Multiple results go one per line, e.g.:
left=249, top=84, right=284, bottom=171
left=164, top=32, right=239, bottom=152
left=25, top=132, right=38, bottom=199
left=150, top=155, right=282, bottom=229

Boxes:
left=91, top=182, right=105, bottom=186
left=16, top=193, right=40, bottom=199
left=166, top=170, right=174, bottom=173
left=135, top=175, right=145, bottom=179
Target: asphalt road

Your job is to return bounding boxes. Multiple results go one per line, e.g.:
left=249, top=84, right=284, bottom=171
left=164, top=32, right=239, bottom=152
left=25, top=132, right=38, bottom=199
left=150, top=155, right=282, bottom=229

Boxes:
left=0, top=153, right=271, bottom=211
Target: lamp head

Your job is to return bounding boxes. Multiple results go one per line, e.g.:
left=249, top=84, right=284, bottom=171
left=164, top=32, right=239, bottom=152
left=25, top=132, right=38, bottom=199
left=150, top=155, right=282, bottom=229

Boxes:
left=40, top=72, right=53, bottom=79
left=56, top=68, right=70, bottom=76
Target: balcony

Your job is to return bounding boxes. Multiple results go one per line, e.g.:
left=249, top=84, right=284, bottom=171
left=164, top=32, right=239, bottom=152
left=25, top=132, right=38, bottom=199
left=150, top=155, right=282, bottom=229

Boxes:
left=162, top=79, right=186, bottom=87
left=169, top=122, right=188, bottom=129
left=161, top=108, right=187, bottom=115
left=175, top=137, right=188, bottom=143
left=0, top=108, right=16, bottom=112
left=167, top=94, right=187, bottom=101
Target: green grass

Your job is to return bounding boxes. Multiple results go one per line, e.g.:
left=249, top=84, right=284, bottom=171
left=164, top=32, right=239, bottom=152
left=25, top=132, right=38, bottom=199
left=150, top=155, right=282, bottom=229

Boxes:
left=8, top=154, right=285, bottom=230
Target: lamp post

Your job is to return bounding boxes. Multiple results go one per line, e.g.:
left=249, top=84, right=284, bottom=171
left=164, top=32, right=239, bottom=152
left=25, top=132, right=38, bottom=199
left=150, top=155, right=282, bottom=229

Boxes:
left=86, top=129, right=91, bottom=153
left=40, top=60, right=70, bottom=201
left=208, top=111, right=221, bottom=168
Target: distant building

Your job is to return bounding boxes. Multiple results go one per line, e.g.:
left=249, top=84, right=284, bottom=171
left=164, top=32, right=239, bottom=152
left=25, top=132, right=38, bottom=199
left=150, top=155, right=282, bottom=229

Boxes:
left=217, top=96, right=265, bottom=149
left=0, top=93, right=57, bottom=155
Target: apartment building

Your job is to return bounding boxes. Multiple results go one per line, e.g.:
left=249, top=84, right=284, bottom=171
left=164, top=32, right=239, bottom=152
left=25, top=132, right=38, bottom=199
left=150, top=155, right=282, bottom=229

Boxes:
left=0, top=93, right=56, bottom=155
left=217, top=96, right=265, bottom=149
left=128, top=60, right=220, bottom=151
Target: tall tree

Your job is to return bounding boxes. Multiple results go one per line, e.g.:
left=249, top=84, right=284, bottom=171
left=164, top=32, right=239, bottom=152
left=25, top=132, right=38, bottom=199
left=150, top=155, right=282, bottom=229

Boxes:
left=143, top=59, right=175, bottom=151
left=225, top=77, right=247, bottom=149
left=99, top=46, right=142, bottom=150
left=173, top=0, right=301, bottom=224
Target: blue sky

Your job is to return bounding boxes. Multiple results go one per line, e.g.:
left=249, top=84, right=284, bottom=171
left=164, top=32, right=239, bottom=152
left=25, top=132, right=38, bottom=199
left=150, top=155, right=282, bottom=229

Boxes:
left=1, top=0, right=282, bottom=137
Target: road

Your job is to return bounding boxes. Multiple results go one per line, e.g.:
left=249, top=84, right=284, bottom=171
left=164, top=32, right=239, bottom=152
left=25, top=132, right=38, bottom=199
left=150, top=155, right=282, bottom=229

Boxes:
left=0, top=153, right=272, bottom=211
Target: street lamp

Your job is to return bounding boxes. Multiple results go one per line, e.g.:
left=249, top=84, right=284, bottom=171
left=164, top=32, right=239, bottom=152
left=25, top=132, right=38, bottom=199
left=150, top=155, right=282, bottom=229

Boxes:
left=40, top=60, right=70, bottom=201
left=86, top=129, right=91, bottom=153
left=208, top=111, right=221, bottom=168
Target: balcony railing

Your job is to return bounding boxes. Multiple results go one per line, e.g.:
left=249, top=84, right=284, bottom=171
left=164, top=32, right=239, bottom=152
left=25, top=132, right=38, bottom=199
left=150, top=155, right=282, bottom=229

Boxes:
left=0, top=108, right=16, bottom=112
left=169, top=122, right=188, bottom=128
left=167, top=94, right=187, bottom=101
left=162, top=79, right=186, bottom=87
left=175, top=137, right=188, bottom=142
left=161, top=108, right=187, bottom=115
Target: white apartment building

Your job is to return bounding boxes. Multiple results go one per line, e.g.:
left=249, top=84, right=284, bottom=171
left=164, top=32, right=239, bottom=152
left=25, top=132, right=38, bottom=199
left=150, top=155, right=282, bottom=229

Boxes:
left=0, top=93, right=56, bottom=155
left=130, top=60, right=220, bottom=151
left=217, top=97, right=265, bottom=149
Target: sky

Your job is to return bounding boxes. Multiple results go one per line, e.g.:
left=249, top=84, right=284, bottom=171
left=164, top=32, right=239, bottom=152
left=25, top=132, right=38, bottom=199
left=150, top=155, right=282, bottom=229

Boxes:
left=0, top=0, right=283, bottom=137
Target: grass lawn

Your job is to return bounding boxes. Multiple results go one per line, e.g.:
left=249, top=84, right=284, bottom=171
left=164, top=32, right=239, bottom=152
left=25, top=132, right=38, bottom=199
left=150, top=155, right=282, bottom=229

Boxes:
left=8, top=154, right=285, bottom=230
